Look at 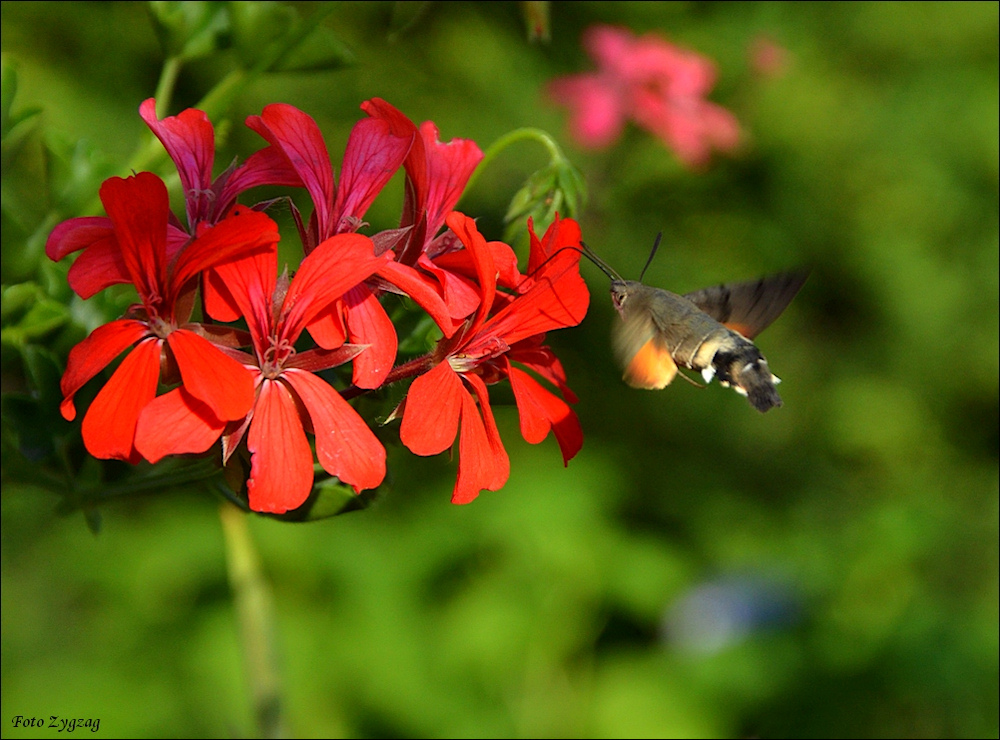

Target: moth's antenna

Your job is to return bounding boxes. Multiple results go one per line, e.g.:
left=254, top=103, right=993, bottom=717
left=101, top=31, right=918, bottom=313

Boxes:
left=579, top=241, right=623, bottom=282
left=514, top=244, right=598, bottom=292
left=638, top=232, right=662, bottom=283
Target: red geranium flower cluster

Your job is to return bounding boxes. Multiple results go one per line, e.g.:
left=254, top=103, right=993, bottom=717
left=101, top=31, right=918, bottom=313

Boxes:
left=48, top=98, right=590, bottom=513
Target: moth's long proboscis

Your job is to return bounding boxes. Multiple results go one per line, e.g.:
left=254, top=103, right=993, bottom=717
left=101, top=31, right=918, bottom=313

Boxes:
left=578, top=241, right=624, bottom=282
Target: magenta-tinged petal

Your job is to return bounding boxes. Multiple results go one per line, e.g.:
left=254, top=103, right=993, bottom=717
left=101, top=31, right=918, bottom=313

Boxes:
left=139, top=98, right=215, bottom=227
left=46, top=216, right=113, bottom=261
left=80, top=337, right=162, bottom=463
left=342, top=285, right=397, bottom=389
left=400, top=361, right=463, bottom=456
left=360, top=98, right=425, bottom=224
left=219, top=145, right=306, bottom=207
left=60, top=319, right=152, bottom=420
left=332, top=117, right=412, bottom=233
left=246, top=378, right=315, bottom=514
left=167, top=329, right=255, bottom=421
left=418, top=120, right=483, bottom=237
left=583, top=25, right=636, bottom=69
left=283, top=368, right=386, bottom=492
left=134, top=386, right=226, bottom=463
left=245, top=104, right=335, bottom=240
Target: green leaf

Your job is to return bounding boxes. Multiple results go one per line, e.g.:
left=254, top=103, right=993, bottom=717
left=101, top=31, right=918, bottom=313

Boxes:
left=387, top=1, right=433, bottom=41
left=270, top=23, right=356, bottom=72
left=1, top=283, right=70, bottom=347
left=503, top=159, right=587, bottom=243
left=228, top=0, right=296, bottom=69
left=148, top=1, right=231, bottom=61
left=0, top=344, right=67, bottom=462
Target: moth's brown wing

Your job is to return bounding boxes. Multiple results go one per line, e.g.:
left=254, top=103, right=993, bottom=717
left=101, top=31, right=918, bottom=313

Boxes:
left=683, top=270, right=809, bottom=339
left=613, top=312, right=678, bottom=389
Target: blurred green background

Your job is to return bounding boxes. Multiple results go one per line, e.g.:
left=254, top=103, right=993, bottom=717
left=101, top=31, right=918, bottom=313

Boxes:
left=2, top=2, right=997, bottom=737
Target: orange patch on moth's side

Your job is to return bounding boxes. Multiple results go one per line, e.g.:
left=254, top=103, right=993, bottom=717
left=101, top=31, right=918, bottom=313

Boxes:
left=623, top=338, right=678, bottom=389
left=723, top=322, right=755, bottom=339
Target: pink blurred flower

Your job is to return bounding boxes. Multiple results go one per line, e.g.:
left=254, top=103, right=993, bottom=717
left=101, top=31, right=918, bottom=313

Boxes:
left=548, top=25, right=741, bottom=167
left=749, top=36, right=791, bottom=79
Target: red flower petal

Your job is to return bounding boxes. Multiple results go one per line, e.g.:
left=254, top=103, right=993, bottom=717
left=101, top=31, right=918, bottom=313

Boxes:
left=377, top=259, right=460, bottom=335
left=445, top=212, right=496, bottom=333
left=434, top=240, right=522, bottom=290
left=526, top=214, right=581, bottom=276
left=400, top=360, right=463, bottom=456
left=167, top=329, right=255, bottom=421
left=99, top=172, right=170, bottom=301
left=342, top=284, right=397, bottom=389
left=412, top=254, right=481, bottom=321
left=283, top=368, right=386, bottom=492
left=134, top=386, right=227, bottom=463
left=80, top=337, right=162, bottom=463
left=474, top=247, right=589, bottom=348
left=507, top=364, right=583, bottom=464
left=170, top=208, right=279, bottom=301
left=207, top=249, right=278, bottom=349
left=453, top=373, right=509, bottom=504
left=64, top=231, right=130, bottom=299
left=361, top=98, right=424, bottom=224
left=304, top=306, right=347, bottom=350
left=246, top=378, right=315, bottom=514
left=283, top=233, right=384, bottom=340
left=60, top=319, right=152, bottom=420
left=509, top=344, right=579, bottom=404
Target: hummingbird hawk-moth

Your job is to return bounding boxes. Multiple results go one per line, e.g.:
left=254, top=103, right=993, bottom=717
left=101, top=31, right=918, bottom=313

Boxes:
left=580, top=236, right=808, bottom=412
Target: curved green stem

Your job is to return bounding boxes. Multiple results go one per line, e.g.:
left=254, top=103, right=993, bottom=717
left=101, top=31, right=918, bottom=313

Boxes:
left=465, top=127, right=566, bottom=197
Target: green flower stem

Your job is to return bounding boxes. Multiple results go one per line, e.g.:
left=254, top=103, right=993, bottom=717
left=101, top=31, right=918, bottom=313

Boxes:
left=465, top=127, right=566, bottom=197
left=153, top=56, right=184, bottom=118
left=220, top=504, right=286, bottom=739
